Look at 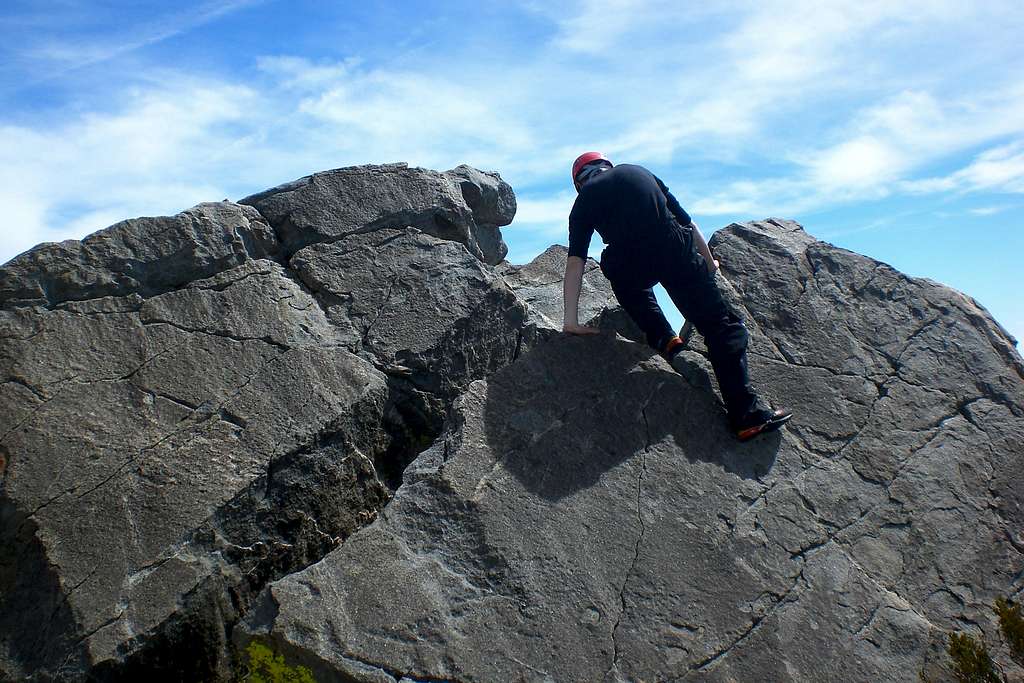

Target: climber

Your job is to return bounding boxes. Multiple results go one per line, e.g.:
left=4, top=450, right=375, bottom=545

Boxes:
left=562, top=152, right=792, bottom=442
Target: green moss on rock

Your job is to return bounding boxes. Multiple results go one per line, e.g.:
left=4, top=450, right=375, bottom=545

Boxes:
left=994, top=597, right=1024, bottom=661
left=240, top=641, right=315, bottom=683
left=948, top=632, right=1002, bottom=683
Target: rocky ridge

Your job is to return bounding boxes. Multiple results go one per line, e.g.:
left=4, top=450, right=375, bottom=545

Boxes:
left=1, top=165, right=1021, bottom=682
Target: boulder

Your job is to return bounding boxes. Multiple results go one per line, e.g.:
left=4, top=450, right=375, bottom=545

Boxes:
left=239, top=163, right=514, bottom=265
left=288, top=227, right=527, bottom=403
left=236, top=219, right=1024, bottom=682
left=0, top=202, right=277, bottom=309
left=498, top=245, right=614, bottom=330
left=3, top=166, right=1021, bottom=682
left=0, top=165, right=597, bottom=681
left=0, top=260, right=391, bottom=681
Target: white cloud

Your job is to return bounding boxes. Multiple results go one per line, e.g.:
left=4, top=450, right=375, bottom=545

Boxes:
left=902, top=141, right=1024, bottom=196
left=298, top=71, right=533, bottom=154
left=690, top=177, right=814, bottom=217
left=968, top=206, right=1010, bottom=216
left=0, top=77, right=252, bottom=263
left=3, top=1, right=1024, bottom=265
left=805, top=136, right=905, bottom=191
left=899, top=177, right=958, bottom=195
left=256, top=55, right=361, bottom=91
left=0, top=191, right=48, bottom=262
left=512, top=192, right=576, bottom=227
left=952, top=142, right=1024, bottom=193
left=694, top=84, right=1024, bottom=217
left=549, top=0, right=654, bottom=54
left=555, top=1, right=1024, bottom=188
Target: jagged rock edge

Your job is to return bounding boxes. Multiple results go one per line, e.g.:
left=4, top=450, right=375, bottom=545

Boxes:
left=3, top=176, right=563, bottom=680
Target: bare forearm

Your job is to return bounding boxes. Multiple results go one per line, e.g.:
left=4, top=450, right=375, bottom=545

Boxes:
left=689, top=222, right=717, bottom=272
left=562, top=256, right=586, bottom=326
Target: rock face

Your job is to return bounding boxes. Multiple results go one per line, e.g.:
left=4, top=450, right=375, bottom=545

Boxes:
left=0, top=163, right=584, bottom=681
left=235, top=220, right=1023, bottom=682
left=239, top=163, right=514, bottom=266
left=1, top=167, right=1021, bottom=683
left=496, top=244, right=640, bottom=341
left=0, top=203, right=278, bottom=309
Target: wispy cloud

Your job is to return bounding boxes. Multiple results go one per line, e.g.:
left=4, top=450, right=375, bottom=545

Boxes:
left=550, top=0, right=656, bottom=55
left=902, top=141, right=1024, bottom=196
left=945, top=142, right=1024, bottom=193
left=690, top=86, right=1024, bottom=217
left=0, top=75, right=254, bottom=260
left=968, top=206, right=1010, bottom=216
left=2, top=1, right=1024, bottom=266
left=7, top=0, right=261, bottom=87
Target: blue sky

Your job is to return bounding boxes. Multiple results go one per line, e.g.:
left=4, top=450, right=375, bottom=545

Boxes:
left=1, top=1, right=1022, bottom=343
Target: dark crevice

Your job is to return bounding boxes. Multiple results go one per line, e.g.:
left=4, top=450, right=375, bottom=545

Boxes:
left=376, top=380, right=446, bottom=490
left=83, top=344, right=466, bottom=679
left=139, top=318, right=291, bottom=352
left=2, top=375, right=47, bottom=402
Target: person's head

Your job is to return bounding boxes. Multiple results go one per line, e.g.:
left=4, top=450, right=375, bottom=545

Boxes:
left=572, top=152, right=612, bottom=191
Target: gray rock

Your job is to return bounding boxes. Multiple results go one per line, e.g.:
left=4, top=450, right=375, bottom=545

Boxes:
left=0, top=164, right=616, bottom=681
left=446, top=165, right=516, bottom=265
left=3, top=169, right=1021, bottom=682
left=237, top=219, right=1023, bottom=682
left=240, top=163, right=514, bottom=265
left=0, top=202, right=278, bottom=308
left=288, top=227, right=527, bottom=402
left=496, top=244, right=643, bottom=345
left=499, top=245, right=605, bottom=326
left=0, top=261, right=392, bottom=680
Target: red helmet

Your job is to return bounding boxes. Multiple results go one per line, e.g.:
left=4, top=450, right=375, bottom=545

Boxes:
left=572, top=151, right=611, bottom=187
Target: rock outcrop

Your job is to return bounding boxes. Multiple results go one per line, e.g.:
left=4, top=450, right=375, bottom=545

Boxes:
left=1, top=166, right=1021, bottom=683
left=0, top=164, right=596, bottom=681
left=234, top=219, right=1024, bottom=682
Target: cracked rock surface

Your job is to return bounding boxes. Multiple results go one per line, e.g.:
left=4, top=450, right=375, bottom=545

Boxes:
left=236, top=220, right=1023, bottom=682
left=2, top=164, right=1021, bottom=682
left=1, top=164, right=610, bottom=681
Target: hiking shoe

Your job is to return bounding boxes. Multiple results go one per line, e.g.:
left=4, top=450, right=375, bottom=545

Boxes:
left=659, top=335, right=684, bottom=361
left=733, top=408, right=793, bottom=442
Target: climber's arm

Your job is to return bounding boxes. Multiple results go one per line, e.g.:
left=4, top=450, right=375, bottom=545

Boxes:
left=688, top=222, right=719, bottom=275
left=563, top=256, right=599, bottom=335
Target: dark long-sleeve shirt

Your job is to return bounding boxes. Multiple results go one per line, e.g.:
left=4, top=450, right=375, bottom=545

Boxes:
left=567, top=164, right=692, bottom=260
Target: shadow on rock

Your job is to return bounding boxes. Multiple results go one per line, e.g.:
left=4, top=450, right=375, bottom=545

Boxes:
left=482, top=334, right=780, bottom=502
left=0, top=499, right=88, bottom=680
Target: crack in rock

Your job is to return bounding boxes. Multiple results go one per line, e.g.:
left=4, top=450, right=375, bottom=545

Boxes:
left=605, top=401, right=654, bottom=680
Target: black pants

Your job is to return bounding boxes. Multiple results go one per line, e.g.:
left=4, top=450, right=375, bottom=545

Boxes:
left=599, top=222, right=761, bottom=423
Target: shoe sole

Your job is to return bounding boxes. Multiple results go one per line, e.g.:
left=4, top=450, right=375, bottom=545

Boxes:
left=736, top=412, right=793, bottom=442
